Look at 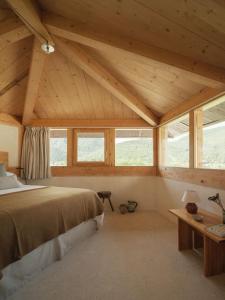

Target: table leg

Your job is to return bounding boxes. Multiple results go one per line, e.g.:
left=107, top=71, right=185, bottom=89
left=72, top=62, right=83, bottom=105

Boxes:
left=178, top=218, right=193, bottom=251
left=193, top=231, right=203, bottom=249
left=204, top=236, right=225, bottom=276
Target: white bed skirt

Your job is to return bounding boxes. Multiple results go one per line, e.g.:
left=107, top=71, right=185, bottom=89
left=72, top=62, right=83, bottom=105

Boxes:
left=0, top=214, right=104, bottom=300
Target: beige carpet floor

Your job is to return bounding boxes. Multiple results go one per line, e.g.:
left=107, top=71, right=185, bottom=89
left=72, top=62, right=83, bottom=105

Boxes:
left=9, top=212, right=225, bottom=300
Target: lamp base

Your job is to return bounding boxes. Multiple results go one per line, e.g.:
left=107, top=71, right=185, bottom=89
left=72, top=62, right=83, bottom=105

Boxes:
left=185, top=202, right=198, bottom=214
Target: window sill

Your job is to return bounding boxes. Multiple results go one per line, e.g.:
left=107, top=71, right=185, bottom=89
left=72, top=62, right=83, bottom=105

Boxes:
left=51, top=166, right=156, bottom=176
left=158, top=166, right=225, bottom=190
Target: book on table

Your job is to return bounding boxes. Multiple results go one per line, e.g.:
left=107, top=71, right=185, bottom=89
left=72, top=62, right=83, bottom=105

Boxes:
left=206, top=224, right=225, bottom=238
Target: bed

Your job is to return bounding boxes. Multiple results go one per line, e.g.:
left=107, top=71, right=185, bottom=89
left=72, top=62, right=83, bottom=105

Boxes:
left=0, top=152, right=104, bottom=299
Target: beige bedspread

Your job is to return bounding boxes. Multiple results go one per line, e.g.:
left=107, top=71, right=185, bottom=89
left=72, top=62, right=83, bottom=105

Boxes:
left=0, top=186, right=103, bottom=273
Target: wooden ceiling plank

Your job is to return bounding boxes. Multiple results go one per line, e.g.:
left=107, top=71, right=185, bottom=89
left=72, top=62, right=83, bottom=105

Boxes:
left=22, top=38, right=47, bottom=125
left=29, top=119, right=150, bottom=128
left=43, top=13, right=225, bottom=86
left=135, top=0, right=225, bottom=51
left=6, top=0, right=54, bottom=46
left=160, top=87, right=225, bottom=126
left=55, top=37, right=158, bottom=126
left=0, top=16, right=31, bottom=51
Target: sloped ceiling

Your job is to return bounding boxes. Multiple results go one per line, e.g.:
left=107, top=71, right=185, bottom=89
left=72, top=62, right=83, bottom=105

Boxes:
left=35, top=50, right=138, bottom=119
left=39, top=0, right=225, bottom=68
left=0, top=0, right=225, bottom=121
left=0, top=36, right=32, bottom=116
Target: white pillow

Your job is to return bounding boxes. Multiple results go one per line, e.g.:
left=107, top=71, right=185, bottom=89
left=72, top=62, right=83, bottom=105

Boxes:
left=0, top=175, right=22, bottom=190
left=6, top=172, right=14, bottom=176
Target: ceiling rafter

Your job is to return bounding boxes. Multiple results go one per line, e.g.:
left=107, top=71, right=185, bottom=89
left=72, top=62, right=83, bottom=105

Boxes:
left=22, top=38, right=47, bottom=125
left=29, top=119, right=150, bottom=128
left=0, top=71, right=28, bottom=97
left=55, top=37, right=158, bottom=126
left=6, top=0, right=54, bottom=46
left=0, top=113, right=22, bottom=127
left=43, top=13, right=225, bottom=88
left=0, top=16, right=31, bottom=51
left=160, top=87, right=225, bottom=126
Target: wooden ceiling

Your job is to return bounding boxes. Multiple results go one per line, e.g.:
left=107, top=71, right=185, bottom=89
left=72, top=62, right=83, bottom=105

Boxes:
left=0, top=0, right=225, bottom=126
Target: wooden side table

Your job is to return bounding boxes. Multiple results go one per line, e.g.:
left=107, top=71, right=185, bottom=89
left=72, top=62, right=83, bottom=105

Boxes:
left=169, top=208, right=225, bottom=277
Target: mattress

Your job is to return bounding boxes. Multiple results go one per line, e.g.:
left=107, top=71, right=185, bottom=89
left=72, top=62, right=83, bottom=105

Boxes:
left=0, top=213, right=104, bottom=299
left=0, top=185, right=104, bottom=275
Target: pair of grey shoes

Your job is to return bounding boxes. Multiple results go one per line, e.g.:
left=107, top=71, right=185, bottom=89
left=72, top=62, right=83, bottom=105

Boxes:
left=119, top=201, right=138, bottom=214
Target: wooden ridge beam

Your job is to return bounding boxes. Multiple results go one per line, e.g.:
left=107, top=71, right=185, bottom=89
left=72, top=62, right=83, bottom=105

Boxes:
left=43, top=13, right=225, bottom=87
left=6, top=0, right=54, bottom=46
left=55, top=38, right=158, bottom=126
left=160, top=87, right=225, bottom=126
left=22, top=38, right=47, bottom=125
left=29, top=119, right=151, bottom=128
left=0, top=16, right=31, bottom=51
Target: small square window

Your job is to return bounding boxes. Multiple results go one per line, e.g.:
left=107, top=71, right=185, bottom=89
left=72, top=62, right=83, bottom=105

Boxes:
left=76, top=131, right=105, bottom=163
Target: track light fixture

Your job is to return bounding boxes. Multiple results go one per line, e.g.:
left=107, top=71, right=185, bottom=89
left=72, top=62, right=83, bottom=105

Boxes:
left=41, top=42, right=55, bottom=54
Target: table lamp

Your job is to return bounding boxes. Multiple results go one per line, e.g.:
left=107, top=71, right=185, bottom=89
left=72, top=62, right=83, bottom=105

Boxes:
left=181, top=190, right=200, bottom=214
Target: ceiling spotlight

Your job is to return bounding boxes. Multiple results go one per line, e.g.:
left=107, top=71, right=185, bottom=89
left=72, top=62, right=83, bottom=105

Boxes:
left=41, top=42, right=55, bottom=54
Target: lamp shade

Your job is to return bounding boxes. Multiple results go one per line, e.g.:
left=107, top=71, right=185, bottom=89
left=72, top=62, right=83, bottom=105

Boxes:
left=181, top=190, right=200, bottom=204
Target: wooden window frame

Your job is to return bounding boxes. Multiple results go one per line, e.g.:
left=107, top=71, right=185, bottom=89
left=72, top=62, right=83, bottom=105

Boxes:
left=50, top=127, right=155, bottom=176
left=159, top=114, right=190, bottom=168
left=158, top=95, right=225, bottom=190
left=49, top=128, right=69, bottom=167
left=193, top=97, right=225, bottom=171
left=114, top=128, right=154, bottom=167
left=73, top=128, right=109, bottom=167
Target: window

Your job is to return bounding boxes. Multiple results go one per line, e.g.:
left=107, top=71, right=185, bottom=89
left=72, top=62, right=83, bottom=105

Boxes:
left=115, top=129, right=153, bottom=166
left=197, top=95, right=225, bottom=169
left=160, top=114, right=189, bottom=167
left=76, top=130, right=105, bottom=163
left=50, top=129, right=67, bottom=166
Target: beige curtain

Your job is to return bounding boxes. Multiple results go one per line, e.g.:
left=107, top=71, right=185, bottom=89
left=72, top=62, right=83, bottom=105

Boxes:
left=21, top=127, right=51, bottom=180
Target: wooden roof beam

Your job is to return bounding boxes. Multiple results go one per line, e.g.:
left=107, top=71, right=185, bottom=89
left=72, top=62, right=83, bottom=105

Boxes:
left=55, top=38, right=158, bottom=126
left=28, top=119, right=150, bottom=128
left=0, top=16, right=31, bottom=51
left=0, top=71, right=28, bottom=97
left=22, top=38, right=47, bottom=125
left=43, top=13, right=225, bottom=88
left=160, top=87, right=225, bottom=126
left=0, top=113, right=22, bottom=127
left=6, top=0, right=54, bottom=47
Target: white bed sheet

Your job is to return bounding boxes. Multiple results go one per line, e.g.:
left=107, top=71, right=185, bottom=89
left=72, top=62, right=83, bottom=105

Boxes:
left=0, top=185, right=46, bottom=195
left=0, top=213, right=104, bottom=300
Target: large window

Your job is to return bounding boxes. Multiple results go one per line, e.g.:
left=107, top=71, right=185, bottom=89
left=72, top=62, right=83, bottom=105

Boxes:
left=50, top=129, right=67, bottom=166
left=50, top=128, right=155, bottom=170
left=160, top=114, right=189, bottom=167
left=115, top=129, right=153, bottom=166
left=198, top=96, right=225, bottom=169
left=75, top=130, right=105, bottom=163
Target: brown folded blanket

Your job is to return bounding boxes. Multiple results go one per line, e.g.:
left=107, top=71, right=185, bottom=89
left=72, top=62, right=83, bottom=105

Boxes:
left=0, top=186, right=104, bottom=274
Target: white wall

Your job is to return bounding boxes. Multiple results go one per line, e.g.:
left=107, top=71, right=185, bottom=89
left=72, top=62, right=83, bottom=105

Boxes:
left=0, top=124, right=19, bottom=167
left=155, top=177, right=225, bottom=222
left=32, top=175, right=225, bottom=217
left=32, top=176, right=157, bottom=211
